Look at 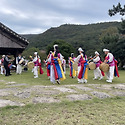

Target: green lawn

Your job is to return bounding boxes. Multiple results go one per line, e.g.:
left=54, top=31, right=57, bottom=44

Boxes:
left=0, top=97, right=125, bottom=125
left=0, top=68, right=124, bottom=87
left=0, top=68, right=125, bottom=125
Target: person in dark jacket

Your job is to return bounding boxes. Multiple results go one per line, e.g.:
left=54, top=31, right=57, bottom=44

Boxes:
left=3, top=54, right=11, bottom=76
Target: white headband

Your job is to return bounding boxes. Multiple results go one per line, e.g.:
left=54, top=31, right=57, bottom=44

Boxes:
left=103, top=49, right=109, bottom=52
left=78, top=47, right=83, bottom=52
left=95, top=51, right=99, bottom=55
left=53, top=44, right=58, bottom=49
left=34, top=52, right=38, bottom=55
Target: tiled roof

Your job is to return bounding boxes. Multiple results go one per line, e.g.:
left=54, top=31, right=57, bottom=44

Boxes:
left=0, top=22, right=29, bottom=45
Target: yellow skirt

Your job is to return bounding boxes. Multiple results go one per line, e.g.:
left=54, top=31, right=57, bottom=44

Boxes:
left=84, top=68, right=88, bottom=79
left=59, top=64, right=66, bottom=81
left=73, top=69, right=76, bottom=77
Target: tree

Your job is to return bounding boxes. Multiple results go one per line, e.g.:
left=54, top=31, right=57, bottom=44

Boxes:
left=119, top=19, right=125, bottom=34
left=108, top=3, right=125, bottom=68
left=99, top=27, right=119, bottom=48
left=100, top=25, right=125, bottom=68
left=109, top=3, right=125, bottom=16
left=46, top=40, right=75, bottom=60
left=116, top=19, right=125, bottom=68
left=22, top=47, right=46, bottom=61
left=99, top=27, right=119, bottom=58
left=114, top=38, right=125, bottom=68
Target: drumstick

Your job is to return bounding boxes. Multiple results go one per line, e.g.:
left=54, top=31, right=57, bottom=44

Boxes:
left=88, top=56, right=96, bottom=62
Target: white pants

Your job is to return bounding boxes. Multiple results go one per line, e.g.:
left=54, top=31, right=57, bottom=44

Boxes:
left=78, top=66, right=86, bottom=83
left=16, top=64, right=22, bottom=74
left=94, top=67, right=103, bottom=79
left=63, top=65, right=66, bottom=74
left=50, top=65, right=56, bottom=83
left=34, top=66, right=38, bottom=77
left=106, top=66, right=115, bottom=81
left=1, top=66, right=5, bottom=75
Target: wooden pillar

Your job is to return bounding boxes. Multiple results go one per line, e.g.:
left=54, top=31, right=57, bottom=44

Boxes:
left=13, top=49, right=19, bottom=65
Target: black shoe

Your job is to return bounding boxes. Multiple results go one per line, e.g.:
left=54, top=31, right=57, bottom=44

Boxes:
left=56, top=80, right=60, bottom=84
left=9, top=74, right=12, bottom=75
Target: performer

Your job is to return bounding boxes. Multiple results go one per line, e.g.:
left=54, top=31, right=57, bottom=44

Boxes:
left=48, top=44, right=66, bottom=84
left=44, top=51, right=52, bottom=79
left=103, top=49, right=119, bottom=83
left=75, top=48, right=88, bottom=83
left=69, top=53, right=76, bottom=78
left=0, top=55, right=5, bottom=75
left=32, top=52, right=43, bottom=78
left=16, top=54, right=24, bottom=74
left=62, top=56, right=66, bottom=74
left=93, top=51, right=103, bottom=80
left=32, top=52, right=39, bottom=78
left=23, top=56, right=28, bottom=71
left=3, top=54, right=11, bottom=76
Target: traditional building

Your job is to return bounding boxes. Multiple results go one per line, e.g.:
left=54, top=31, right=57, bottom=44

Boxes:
left=0, top=22, right=29, bottom=57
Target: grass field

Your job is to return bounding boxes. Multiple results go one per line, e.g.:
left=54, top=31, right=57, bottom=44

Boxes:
left=0, top=68, right=125, bottom=125
left=0, top=97, right=125, bottom=125
left=0, top=68, right=124, bottom=87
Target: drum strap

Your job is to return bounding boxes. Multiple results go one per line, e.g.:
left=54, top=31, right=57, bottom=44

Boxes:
left=81, top=54, right=85, bottom=61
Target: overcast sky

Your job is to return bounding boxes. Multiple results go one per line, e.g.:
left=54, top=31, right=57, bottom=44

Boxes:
left=0, top=0, right=124, bottom=34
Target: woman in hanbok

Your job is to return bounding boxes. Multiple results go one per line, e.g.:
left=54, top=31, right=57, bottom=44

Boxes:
left=103, top=49, right=119, bottom=83
left=32, top=52, right=43, bottom=78
left=93, top=51, right=103, bottom=80
left=69, top=53, right=76, bottom=78
left=44, top=51, right=52, bottom=79
left=32, top=52, right=39, bottom=78
left=0, top=55, right=5, bottom=75
left=62, top=56, right=66, bottom=74
left=75, top=48, right=88, bottom=83
left=16, top=54, right=24, bottom=74
left=48, top=45, right=66, bottom=84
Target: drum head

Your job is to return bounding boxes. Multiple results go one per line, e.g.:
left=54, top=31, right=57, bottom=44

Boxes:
left=73, top=62, right=78, bottom=71
left=28, top=62, right=34, bottom=69
left=89, top=62, right=96, bottom=70
left=99, top=63, right=109, bottom=72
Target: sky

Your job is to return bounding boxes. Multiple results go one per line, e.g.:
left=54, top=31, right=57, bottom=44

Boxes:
left=0, top=0, right=124, bottom=34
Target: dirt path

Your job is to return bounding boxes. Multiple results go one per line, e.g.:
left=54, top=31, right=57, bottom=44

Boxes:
left=0, top=82, right=125, bottom=107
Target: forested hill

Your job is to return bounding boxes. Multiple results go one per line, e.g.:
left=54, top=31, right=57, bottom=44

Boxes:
left=23, top=21, right=120, bottom=53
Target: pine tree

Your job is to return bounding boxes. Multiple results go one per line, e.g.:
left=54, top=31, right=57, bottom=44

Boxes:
left=109, top=3, right=125, bottom=16
left=108, top=3, right=125, bottom=68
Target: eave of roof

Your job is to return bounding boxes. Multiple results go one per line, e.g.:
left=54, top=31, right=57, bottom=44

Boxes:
left=0, top=22, right=29, bottom=45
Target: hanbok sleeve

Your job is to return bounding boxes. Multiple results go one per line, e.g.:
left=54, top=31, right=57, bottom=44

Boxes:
left=33, top=57, right=37, bottom=62
left=108, top=53, right=114, bottom=62
left=47, top=54, right=52, bottom=63
left=93, top=57, right=100, bottom=62
left=60, top=54, right=63, bottom=64
left=74, top=55, right=81, bottom=63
